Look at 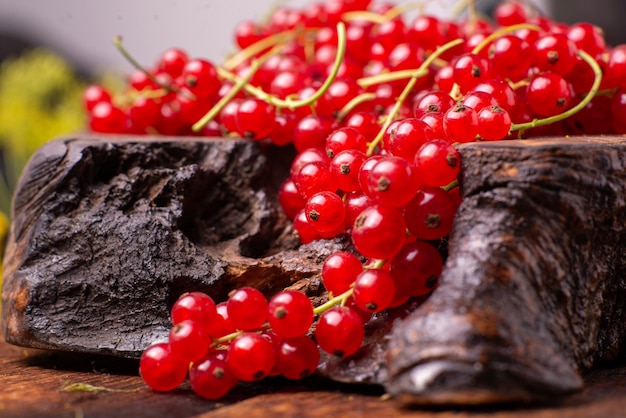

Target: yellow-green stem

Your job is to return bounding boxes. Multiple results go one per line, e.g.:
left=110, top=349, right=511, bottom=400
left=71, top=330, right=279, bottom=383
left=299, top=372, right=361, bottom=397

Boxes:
left=510, top=50, right=602, bottom=135
left=313, top=288, right=354, bottom=315
left=367, top=38, right=464, bottom=156
left=335, top=92, right=377, bottom=121
left=222, top=29, right=298, bottom=71
left=216, top=22, right=346, bottom=111
left=358, top=68, right=429, bottom=89
left=471, top=23, right=542, bottom=55
left=113, top=36, right=176, bottom=93
left=192, top=43, right=284, bottom=131
left=211, top=330, right=243, bottom=347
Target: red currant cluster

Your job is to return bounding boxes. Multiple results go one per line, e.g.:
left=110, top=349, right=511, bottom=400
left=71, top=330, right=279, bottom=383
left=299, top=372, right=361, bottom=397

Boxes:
left=85, top=0, right=626, bottom=401
left=140, top=287, right=369, bottom=399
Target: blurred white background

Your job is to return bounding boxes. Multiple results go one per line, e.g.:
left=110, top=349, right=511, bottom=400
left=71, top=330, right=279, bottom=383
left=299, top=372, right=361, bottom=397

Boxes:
left=0, top=0, right=531, bottom=75
left=2, top=0, right=625, bottom=78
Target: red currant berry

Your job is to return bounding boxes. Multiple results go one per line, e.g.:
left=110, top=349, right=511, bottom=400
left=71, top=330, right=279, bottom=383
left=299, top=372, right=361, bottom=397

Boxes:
left=227, top=287, right=268, bottom=331
left=526, top=72, right=573, bottom=117
left=226, top=332, right=276, bottom=382
left=390, top=240, right=443, bottom=297
left=235, top=98, right=276, bottom=140
left=351, top=205, right=407, bottom=260
left=139, top=342, right=188, bottom=392
left=477, top=105, right=512, bottom=140
left=330, top=149, right=368, bottom=193
left=189, top=351, right=238, bottom=400
left=171, top=292, right=217, bottom=329
left=443, top=103, right=479, bottom=143
left=181, top=58, right=220, bottom=99
left=315, top=306, right=364, bottom=358
left=353, top=269, right=395, bottom=312
left=169, top=319, right=211, bottom=363
left=414, top=139, right=461, bottom=188
left=366, top=156, right=420, bottom=208
left=322, top=251, right=363, bottom=295
left=267, top=290, right=314, bottom=338
left=275, top=336, right=321, bottom=380
left=404, top=187, right=457, bottom=241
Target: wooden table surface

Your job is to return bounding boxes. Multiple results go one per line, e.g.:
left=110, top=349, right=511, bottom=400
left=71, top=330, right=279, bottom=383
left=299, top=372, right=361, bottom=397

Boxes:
left=2, top=334, right=626, bottom=418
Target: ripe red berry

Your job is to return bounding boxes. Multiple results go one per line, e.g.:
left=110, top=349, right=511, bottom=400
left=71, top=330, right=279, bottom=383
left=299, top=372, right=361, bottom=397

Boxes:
left=227, top=287, right=268, bottom=331
left=267, top=290, right=314, bottom=338
left=169, top=319, right=211, bottom=363
left=181, top=58, right=220, bottom=99
left=139, top=342, right=188, bottom=392
left=275, top=336, right=321, bottom=380
left=390, top=241, right=444, bottom=297
left=404, top=187, right=457, bottom=241
left=526, top=72, right=573, bottom=117
left=305, top=191, right=346, bottom=234
left=477, top=105, right=512, bottom=140
left=414, top=139, right=461, bottom=188
left=171, top=292, right=217, bottom=328
left=226, top=332, right=276, bottom=382
left=351, top=205, right=407, bottom=260
left=443, top=103, right=479, bottom=143
left=235, top=98, right=276, bottom=140
left=322, top=251, right=363, bottom=295
left=329, top=149, right=368, bottom=193
left=353, top=269, right=396, bottom=312
left=189, top=351, right=238, bottom=400
left=315, top=306, right=365, bottom=358
left=365, top=156, right=420, bottom=208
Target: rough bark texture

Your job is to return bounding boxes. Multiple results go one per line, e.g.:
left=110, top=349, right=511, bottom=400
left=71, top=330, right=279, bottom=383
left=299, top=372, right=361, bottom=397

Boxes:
left=387, top=137, right=626, bottom=405
left=4, top=135, right=626, bottom=407
left=2, top=135, right=349, bottom=357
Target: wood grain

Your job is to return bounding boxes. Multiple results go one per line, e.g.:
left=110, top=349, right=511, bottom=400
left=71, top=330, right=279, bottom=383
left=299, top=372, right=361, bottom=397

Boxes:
left=2, top=334, right=626, bottom=417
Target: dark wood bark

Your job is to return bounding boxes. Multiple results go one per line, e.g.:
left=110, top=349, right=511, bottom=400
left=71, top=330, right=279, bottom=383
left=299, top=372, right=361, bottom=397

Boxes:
left=2, top=135, right=349, bottom=357
left=5, top=135, right=626, bottom=407
left=387, top=136, right=626, bottom=405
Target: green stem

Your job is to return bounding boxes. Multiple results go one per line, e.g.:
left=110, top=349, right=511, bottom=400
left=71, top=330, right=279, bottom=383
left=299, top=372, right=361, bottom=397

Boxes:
left=367, top=38, right=464, bottom=156
left=471, top=23, right=541, bottom=55
left=335, top=92, right=377, bottom=121
left=357, top=68, right=429, bottom=89
left=510, top=50, right=602, bottom=135
left=222, top=28, right=299, bottom=71
left=192, top=44, right=283, bottom=132
left=215, top=22, right=346, bottom=111
left=211, top=329, right=243, bottom=347
left=442, top=179, right=459, bottom=192
left=313, top=288, right=354, bottom=315
left=113, top=36, right=177, bottom=93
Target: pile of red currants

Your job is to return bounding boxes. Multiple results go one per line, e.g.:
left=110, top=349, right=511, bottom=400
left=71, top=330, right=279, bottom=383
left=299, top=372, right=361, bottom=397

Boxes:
left=81, top=0, right=626, bottom=400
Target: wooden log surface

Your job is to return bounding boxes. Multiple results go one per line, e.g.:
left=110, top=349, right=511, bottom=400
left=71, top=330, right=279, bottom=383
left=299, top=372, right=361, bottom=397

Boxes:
left=4, top=134, right=626, bottom=413
left=2, top=333, right=626, bottom=418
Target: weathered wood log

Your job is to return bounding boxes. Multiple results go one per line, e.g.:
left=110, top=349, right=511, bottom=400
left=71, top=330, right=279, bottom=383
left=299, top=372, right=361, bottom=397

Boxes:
left=4, top=134, right=626, bottom=407
left=2, top=135, right=349, bottom=357
left=387, top=136, right=626, bottom=405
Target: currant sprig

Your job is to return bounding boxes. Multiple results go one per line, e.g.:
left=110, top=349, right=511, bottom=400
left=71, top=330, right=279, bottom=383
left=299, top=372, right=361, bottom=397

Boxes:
left=82, top=0, right=626, bottom=403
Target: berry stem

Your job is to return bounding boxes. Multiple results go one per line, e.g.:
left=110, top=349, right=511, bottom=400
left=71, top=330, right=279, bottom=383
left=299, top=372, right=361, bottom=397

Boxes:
left=313, top=288, right=354, bottom=315
left=113, top=36, right=177, bottom=93
left=443, top=179, right=459, bottom=192
left=192, top=44, right=283, bottom=131
left=222, top=28, right=301, bottom=71
left=357, top=69, right=429, bottom=89
left=366, top=38, right=464, bottom=156
left=216, top=22, right=347, bottom=111
left=510, top=50, right=602, bottom=135
left=470, top=23, right=542, bottom=55
left=335, top=92, right=377, bottom=121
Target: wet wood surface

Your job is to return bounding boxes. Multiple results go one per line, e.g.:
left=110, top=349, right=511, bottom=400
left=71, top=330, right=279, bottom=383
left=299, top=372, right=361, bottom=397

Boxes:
left=2, top=332, right=626, bottom=418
